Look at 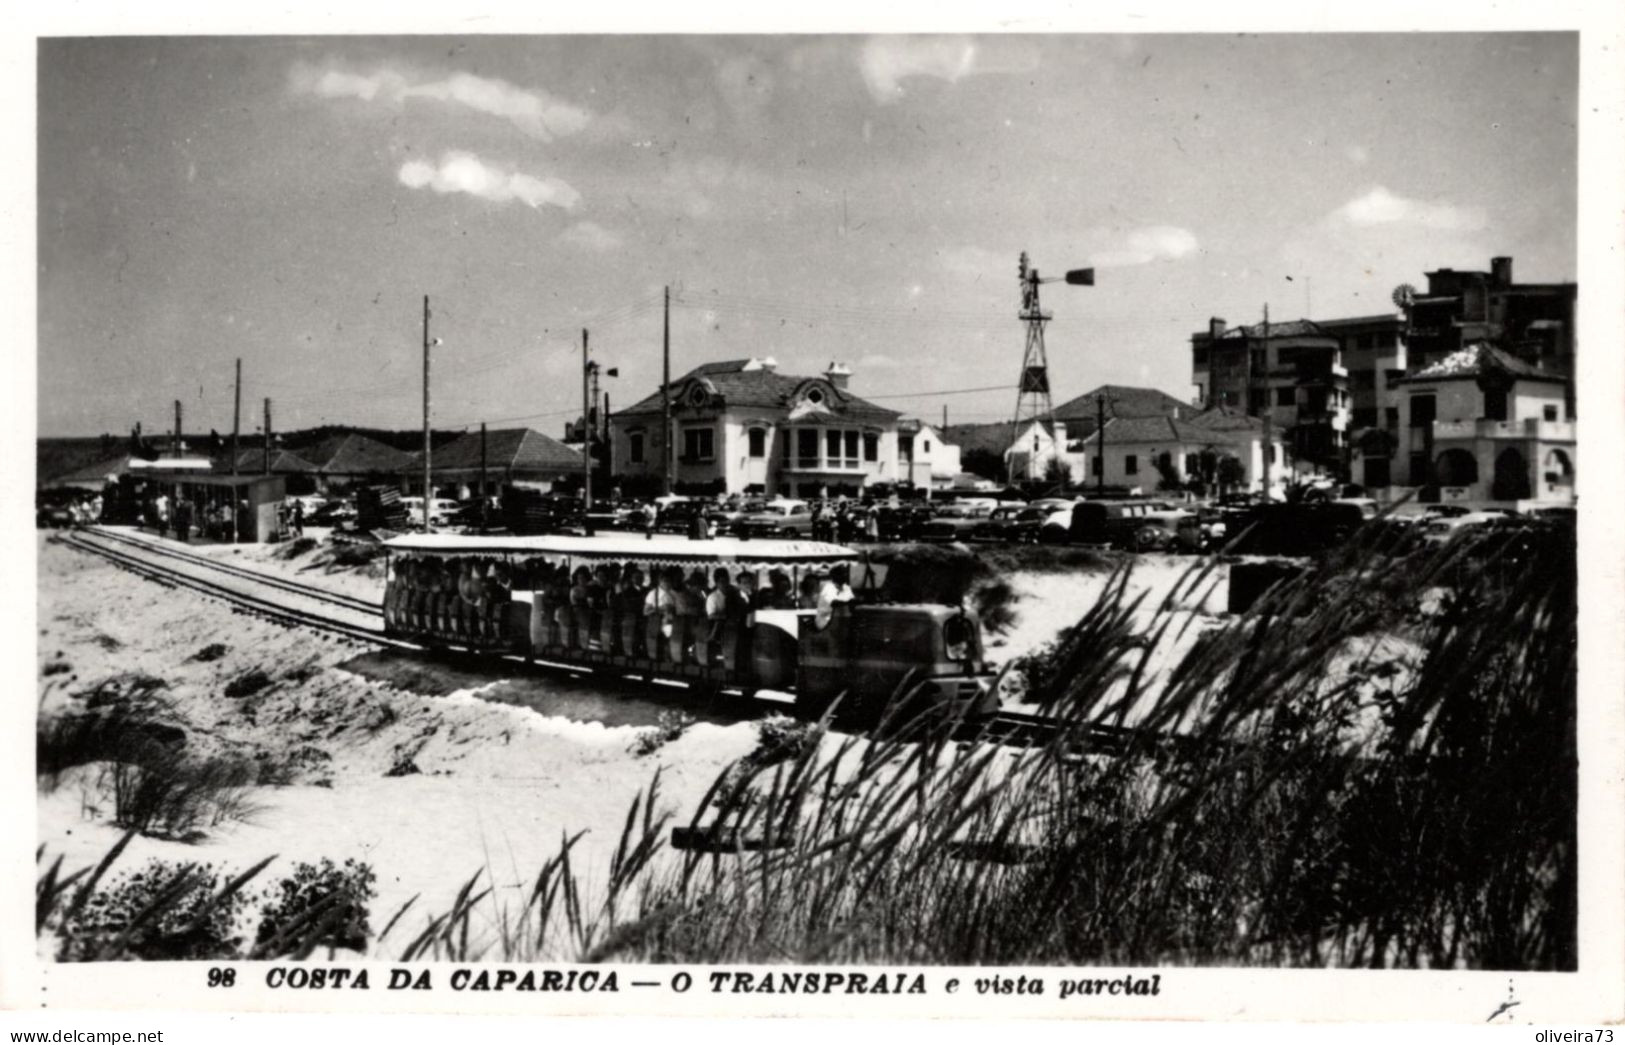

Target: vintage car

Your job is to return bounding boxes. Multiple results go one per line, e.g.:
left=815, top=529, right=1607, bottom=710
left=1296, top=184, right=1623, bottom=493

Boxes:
left=735, top=499, right=814, bottom=538
left=918, top=503, right=996, bottom=543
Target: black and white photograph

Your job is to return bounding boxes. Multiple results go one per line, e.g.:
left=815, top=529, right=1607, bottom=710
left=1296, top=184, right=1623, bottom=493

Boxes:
left=9, top=5, right=1625, bottom=1030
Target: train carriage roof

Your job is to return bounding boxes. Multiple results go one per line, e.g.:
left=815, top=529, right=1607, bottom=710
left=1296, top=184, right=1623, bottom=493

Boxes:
left=382, top=532, right=859, bottom=566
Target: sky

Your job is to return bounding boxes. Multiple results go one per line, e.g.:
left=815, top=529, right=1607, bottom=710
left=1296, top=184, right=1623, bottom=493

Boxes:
left=36, top=33, right=1578, bottom=439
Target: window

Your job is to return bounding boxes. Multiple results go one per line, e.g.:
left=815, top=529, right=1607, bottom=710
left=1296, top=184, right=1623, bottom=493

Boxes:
left=1091, top=455, right=1102, bottom=477
left=923, top=440, right=931, bottom=453
left=1385, top=407, right=1400, bottom=429
left=1124, top=454, right=1139, bottom=475
left=748, top=428, right=767, bottom=458
left=1185, top=453, right=1199, bottom=474
left=1483, top=389, right=1508, bottom=422
left=1275, top=387, right=1294, bottom=406
left=844, top=431, right=860, bottom=463
left=1543, top=404, right=1559, bottom=422
left=797, top=429, right=818, bottom=466
left=825, top=429, right=841, bottom=461
left=805, top=388, right=825, bottom=406
left=682, top=427, right=715, bottom=462
left=628, top=432, right=645, bottom=464
left=1410, top=394, right=1437, bottom=428
left=863, top=433, right=878, bottom=462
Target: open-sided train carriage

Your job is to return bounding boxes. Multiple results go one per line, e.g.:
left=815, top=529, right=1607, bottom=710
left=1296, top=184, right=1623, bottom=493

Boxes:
left=379, top=533, right=1000, bottom=726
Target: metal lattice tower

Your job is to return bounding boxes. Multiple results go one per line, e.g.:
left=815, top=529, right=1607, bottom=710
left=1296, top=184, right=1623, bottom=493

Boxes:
left=1010, top=251, right=1055, bottom=477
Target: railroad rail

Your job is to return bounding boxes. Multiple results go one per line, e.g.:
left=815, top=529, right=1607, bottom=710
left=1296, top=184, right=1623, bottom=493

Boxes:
left=83, top=525, right=379, bottom=616
left=57, top=530, right=409, bottom=650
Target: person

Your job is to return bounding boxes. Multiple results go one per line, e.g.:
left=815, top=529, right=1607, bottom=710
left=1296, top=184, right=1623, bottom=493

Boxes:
left=816, top=563, right=855, bottom=629
left=765, top=569, right=795, bottom=610
left=797, top=572, right=821, bottom=610
left=616, top=566, right=645, bottom=656
left=864, top=505, right=880, bottom=543
left=291, top=499, right=305, bottom=537
left=734, top=570, right=759, bottom=674
left=679, top=570, right=710, bottom=664
left=810, top=501, right=826, bottom=543
left=568, top=566, right=593, bottom=649
left=643, top=568, right=678, bottom=661
left=705, top=567, right=742, bottom=667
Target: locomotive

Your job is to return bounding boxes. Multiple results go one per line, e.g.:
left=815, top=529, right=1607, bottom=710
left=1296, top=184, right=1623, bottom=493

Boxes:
left=379, top=533, right=1000, bottom=726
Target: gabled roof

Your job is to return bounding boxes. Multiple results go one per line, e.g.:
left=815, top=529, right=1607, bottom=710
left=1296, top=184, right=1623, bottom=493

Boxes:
left=299, top=433, right=415, bottom=474
left=1184, top=405, right=1267, bottom=433
left=1075, top=414, right=1259, bottom=447
left=1211, top=318, right=1330, bottom=340
left=423, top=427, right=583, bottom=474
left=224, top=449, right=318, bottom=473
left=1400, top=343, right=1567, bottom=384
left=47, top=455, right=132, bottom=486
left=615, top=361, right=901, bottom=422
left=1052, top=384, right=1193, bottom=422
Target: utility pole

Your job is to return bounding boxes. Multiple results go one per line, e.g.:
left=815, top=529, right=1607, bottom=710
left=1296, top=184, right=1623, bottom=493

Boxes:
left=174, top=400, right=183, bottom=457
left=661, top=285, right=672, bottom=495
left=263, top=398, right=272, bottom=476
left=479, top=421, right=488, bottom=534
left=231, top=359, right=242, bottom=476
left=1095, top=392, right=1107, bottom=497
left=942, top=404, right=947, bottom=432
left=581, top=328, right=592, bottom=510
left=422, top=295, right=432, bottom=533
left=1261, top=304, right=1274, bottom=503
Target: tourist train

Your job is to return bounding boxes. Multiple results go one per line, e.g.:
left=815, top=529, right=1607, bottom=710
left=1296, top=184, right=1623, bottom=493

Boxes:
left=379, top=532, right=1000, bottom=725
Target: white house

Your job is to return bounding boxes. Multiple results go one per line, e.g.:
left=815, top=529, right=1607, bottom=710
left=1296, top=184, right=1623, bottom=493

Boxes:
left=1394, top=344, right=1575, bottom=506
left=609, top=358, right=909, bottom=497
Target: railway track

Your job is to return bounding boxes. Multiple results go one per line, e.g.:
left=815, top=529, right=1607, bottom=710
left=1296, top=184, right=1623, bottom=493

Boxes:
left=83, top=525, right=379, bottom=616
left=57, top=529, right=409, bottom=650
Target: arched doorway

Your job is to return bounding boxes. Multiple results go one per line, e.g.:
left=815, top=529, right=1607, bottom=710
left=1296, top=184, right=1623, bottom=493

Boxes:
left=1492, top=448, right=1531, bottom=501
left=1434, top=448, right=1479, bottom=487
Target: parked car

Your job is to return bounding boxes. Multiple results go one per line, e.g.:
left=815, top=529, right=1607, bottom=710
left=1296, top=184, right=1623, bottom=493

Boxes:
left=735, top=499, right=813, bottom=538
left=656, top=498, right=721, bottom=536
left=918, top=503, right=996, bottom=543
left=1420, top=511, right=1504, bottom=546
left=1122, top=508, right=1205, bottom=552
left=1067, top=500, right=1158, bottom=546
left=711, top=498, right=768, bottom=536
left=969, top=504, right=1034, bottom=543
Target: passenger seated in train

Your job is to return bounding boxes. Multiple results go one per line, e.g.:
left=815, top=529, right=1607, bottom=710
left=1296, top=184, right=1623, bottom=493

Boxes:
left=816, top=564, right=855, bottom=629
left=644, top=568, right=678, bottom=661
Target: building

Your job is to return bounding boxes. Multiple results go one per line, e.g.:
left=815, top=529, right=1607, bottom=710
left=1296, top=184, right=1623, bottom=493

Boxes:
left=416, top=427, right=583, bottom=498
left=1191, top=317, right=1355, bottom=473
left=1009, top=409, right=1287, bottom=497
left=608, top=358, right=908, bottom=497
left=896, top=420, right=962, bottom=490
left=1401, top=256, right=1576, bottom=386
left=1394, top=344, right=1575, bottom=506
left=299, top=433, right=416, bottom=493
left=1002, top=383, right=1197, bottom=482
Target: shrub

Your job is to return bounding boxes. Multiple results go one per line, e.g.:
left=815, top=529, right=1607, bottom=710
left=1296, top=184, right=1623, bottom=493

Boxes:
left=275, top=536, right=319, bottom=560
left=630, top=710, right=695, bottom=757
left=224, top=669, right=272, bottom=699
left=103, top=754, right=261, bottom=841
left=747, top=715, right=819, bottom=770
left=189, top=643, right=229, bottom=663
left=255, top=859, right=377, bottom=956
left=57, top=858, right=253, bottom=961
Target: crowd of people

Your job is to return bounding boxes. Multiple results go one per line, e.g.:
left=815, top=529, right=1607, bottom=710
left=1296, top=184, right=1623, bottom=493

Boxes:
left=384, top=554, right=856, bottom=673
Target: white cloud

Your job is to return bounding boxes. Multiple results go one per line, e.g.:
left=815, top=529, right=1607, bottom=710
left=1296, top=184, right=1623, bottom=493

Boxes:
left=859, top=36, right=1039, bottom=105
left=1089, top=225, right=1201, bottom=268
left=397, top=151, right=580, bottom=211
left=1329, top=186, right=1487, bottom=232
left=291, top=61, right=591, bottom=141
left=557, top=221, right=623, bottom=252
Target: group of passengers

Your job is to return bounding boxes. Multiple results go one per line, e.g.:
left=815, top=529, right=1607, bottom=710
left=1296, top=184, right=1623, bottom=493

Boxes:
left=385, top=555, right=856, bottom=671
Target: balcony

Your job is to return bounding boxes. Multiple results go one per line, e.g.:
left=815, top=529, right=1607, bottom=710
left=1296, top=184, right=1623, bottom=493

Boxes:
left=786, top=456, right=867, bottom=473
left=1433, top=419, right=1575, bottom=442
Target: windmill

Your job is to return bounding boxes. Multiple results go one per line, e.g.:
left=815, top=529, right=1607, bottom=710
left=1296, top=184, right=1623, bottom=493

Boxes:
left=1009, top=252, right=1095, bottom=481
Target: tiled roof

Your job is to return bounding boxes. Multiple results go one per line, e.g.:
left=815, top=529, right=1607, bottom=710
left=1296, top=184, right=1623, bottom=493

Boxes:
left=1401, top=343, right=1566, bottom=383
left=1213, top=318, right=1331, bottom=340
left=300, top=433, right=415, bottom=474
left=1052, top=384, right=1193, bottom=421
left=1184, top=405, right=1266, bottom=432
left=225, top=449, right=318, bottom=473
left=1077, top=415, right=1258, bottom=447
left=615, top=361, right=901, bottom=421
left=421, top=427, right=583, bottom=474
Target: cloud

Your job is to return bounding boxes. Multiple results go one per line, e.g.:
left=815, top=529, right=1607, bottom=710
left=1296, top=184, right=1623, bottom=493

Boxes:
left=859, top=36, right=1039, bottom=105
left=1089, top=225, right=1201, bottom=267
left=291, top=61, right=592, bottom=141
left=1328, top=186, right=1487, bottom=232
left=557, top=221, right=623, bottom=252
left=397, top=151, right=580, bottom=211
